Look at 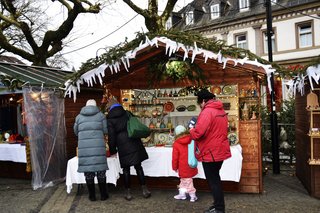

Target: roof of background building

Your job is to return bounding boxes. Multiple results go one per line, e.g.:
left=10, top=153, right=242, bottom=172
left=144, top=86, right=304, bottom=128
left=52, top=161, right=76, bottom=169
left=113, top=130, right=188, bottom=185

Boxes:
left=175, top=0, right=320, bottom=31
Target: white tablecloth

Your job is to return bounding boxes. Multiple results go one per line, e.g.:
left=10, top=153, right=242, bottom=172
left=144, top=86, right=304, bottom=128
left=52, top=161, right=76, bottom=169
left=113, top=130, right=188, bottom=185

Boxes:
left=0, top=143, right=27, bottom=163
left=66, top=156, right=122, bottom=193
left=129, top=144, right=243, bottom=182
left=66, top=144, right=243, bottom=193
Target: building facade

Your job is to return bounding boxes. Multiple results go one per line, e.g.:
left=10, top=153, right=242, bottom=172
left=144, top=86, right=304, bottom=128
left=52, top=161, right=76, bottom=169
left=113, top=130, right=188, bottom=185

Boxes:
left=171, top=0, right=320, bottom=100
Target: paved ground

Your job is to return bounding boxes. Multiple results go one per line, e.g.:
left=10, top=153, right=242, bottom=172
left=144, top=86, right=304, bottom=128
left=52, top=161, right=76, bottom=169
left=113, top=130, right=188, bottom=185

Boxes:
left=0, top=170, right=319, bottom=213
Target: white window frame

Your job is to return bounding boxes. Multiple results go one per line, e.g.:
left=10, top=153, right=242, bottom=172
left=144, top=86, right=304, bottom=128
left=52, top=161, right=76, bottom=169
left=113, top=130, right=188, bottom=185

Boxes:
left=185, top=11, right=194, bottom=25
left=166, top=17, right=172, bottom=30
left=298, top=23, right=313, bottom=48
left=263, top=31, right=276, bottom=54
left=239, top=0, right=249, bottom=12
left=235, top=34, right=248, bottom=49
left=210, top=4, right=220, bottom=19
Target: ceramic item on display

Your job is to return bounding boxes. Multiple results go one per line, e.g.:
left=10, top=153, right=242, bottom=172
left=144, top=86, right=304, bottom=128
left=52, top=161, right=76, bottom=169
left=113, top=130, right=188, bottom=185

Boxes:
left=4, top=133, right=10, bottom=142
left=158, top=133, right=168, bottom=144
left=164, top=102, right=174, bottom=112
left=149, top=120, right=155, bottom=129
left=176, top=105, right=186, bottom=112
left=222, top=85, right=233, bottom=95
left=228, top=133, right=238, bottom=145
left=152, top=108, right=159, bottom=118
left=156, top=119, right=161, bottom=128
left=212, top=86, right=221, bottom=95
left=167, top=118, right=173, bottom=129
left=173, top=90, right=179, bottom=97
left=160, top=121, right=166, bottom=128
left=187, top=105, right=196, bottom=111
left=251, top=111, right=257, bottom=120
left=240, top=89, right=246, bottom=97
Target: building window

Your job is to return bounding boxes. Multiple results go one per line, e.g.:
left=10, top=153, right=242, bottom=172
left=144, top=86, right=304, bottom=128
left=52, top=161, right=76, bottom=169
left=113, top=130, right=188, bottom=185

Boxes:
left=263, top=31, right=276, bottom=53
left=297, top=22, right=313, bottom=48
left=210, top=4, right=220, bottom=19
left=239, top=0, right=249, bottom=11
left=166, top=17, right=172, bottom=30
left=185, top=11, right=194, bottom=25
left=271, top=0, right=277, bottom=5
left=235, top=34, right=247, bottom=49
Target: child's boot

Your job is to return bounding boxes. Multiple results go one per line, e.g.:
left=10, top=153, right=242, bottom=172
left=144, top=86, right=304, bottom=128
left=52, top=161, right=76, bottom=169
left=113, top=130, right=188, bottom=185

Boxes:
left=189, top=192, right=198, bottom=202
left=174, top=188, right=187, bottom=200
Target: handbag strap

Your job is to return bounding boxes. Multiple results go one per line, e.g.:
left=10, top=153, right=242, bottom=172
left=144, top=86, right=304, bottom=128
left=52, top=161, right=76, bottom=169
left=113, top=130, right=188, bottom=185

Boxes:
left=126, top=110, right=132, bottom=118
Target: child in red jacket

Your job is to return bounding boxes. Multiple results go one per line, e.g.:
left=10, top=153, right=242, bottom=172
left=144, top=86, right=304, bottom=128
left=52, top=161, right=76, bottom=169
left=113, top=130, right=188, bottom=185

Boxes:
left=172, top=125, right=198, bottom=202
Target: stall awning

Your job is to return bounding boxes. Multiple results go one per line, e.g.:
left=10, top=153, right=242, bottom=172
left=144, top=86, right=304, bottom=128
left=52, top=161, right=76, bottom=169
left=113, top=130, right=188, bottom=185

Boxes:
left=0, top=61, right=72, bottom=88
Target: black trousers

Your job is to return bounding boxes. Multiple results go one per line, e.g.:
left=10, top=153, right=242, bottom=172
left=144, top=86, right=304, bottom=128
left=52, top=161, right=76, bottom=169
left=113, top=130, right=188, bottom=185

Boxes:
left=123, top=163, right=146, bottom=189
left=202, top=161, right=225, bottom=211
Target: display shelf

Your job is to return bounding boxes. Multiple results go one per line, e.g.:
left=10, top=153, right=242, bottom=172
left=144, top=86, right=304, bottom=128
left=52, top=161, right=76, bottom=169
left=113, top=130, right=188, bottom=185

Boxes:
left=157, top=96, right=197, bottom=100
left=150, top=128, right=171, bottom=132
left=308, top=159, right=320, bottom=165
left=169, top=111, right=200, bottom=117
left=308, top=109, right=320, bottom=166
left=129, top=103, right=163, bottom=107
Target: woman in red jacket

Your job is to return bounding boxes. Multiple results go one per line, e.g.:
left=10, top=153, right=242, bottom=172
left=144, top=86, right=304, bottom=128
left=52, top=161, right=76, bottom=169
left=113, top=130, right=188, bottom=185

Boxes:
left=172, top=125, right=198, bottom=202
left=189, top=89, right=231, bottom=213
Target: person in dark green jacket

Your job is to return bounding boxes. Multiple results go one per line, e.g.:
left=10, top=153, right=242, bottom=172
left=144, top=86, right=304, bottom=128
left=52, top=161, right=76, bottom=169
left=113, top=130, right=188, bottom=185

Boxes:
left=74, top=99, right=108, bottom=201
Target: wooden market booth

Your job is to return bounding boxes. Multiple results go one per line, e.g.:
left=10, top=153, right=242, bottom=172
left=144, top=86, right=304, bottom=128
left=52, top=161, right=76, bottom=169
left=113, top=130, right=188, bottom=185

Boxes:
left=295, top=63, right=320, bottom=199
left=65, top=34, right=276, bottom=194
left=0, top=60, right=103, bottom=188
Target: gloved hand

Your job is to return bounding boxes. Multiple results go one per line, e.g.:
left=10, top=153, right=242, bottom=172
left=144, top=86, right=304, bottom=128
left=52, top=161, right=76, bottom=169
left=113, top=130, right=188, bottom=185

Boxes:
left=188, top=117, right=197, bottom=129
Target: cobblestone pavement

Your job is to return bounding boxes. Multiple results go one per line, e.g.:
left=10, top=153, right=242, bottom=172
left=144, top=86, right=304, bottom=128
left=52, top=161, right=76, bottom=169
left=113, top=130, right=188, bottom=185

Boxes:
left=1, top=171, right=319, bottom=213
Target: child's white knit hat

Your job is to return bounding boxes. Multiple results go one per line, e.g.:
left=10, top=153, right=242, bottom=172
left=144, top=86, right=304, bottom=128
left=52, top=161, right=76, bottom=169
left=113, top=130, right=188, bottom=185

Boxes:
left=174, top=125, right=186, bottom=135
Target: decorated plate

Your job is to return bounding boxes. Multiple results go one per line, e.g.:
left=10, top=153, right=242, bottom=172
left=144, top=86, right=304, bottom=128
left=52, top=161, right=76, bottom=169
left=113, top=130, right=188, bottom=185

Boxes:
left=211, top=86, right=221, bottom=95
left=228, top=132, right=238, bottom=145
left=222, top=85, right=233, bottom=95
left=176, top=105, right=187, bottom=112
left=163, top=101, right=174, bottom=112
left=158, top=133, right=168, bottom=144
left=187, top=105, right=196, bottom=111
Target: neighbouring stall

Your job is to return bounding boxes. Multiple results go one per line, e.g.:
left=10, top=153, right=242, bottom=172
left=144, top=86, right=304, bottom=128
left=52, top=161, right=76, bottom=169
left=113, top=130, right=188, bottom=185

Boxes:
left=0, top=61, right=103, bottom=190
left=293, top=59, right=320, bottom=199
left=64, top=31, right=280, bottom=193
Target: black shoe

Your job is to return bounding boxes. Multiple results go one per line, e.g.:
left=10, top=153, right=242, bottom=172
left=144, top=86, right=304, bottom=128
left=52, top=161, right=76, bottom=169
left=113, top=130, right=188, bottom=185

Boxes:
left=98, top=182, right=109, bottom=200
left=124, top=188, right=133, bottom=201
left=86, top=182, right=96, bottom=202
left=204, top=206, right=224, bottom=213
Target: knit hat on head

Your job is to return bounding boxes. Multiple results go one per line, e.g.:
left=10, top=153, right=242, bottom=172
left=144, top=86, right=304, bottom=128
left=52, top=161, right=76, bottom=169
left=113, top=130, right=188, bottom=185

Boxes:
left=174, top=125, right=186, bottom=136
left=86, top=99, right=97, bottom=106
left=106, top=97, right=119, bottom=109
left=196, top=89, right=215, bottom=103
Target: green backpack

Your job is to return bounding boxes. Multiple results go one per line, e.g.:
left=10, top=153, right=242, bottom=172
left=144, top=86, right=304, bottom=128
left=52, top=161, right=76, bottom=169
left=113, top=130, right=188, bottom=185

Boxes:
left=126, top=111, right=151, bottom=138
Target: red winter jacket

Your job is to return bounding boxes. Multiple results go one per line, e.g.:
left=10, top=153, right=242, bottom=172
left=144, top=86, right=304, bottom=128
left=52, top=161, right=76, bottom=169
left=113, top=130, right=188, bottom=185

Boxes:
left=172, top=134, right=198, bottom=178
left=190, top=100, right=231, bottom=162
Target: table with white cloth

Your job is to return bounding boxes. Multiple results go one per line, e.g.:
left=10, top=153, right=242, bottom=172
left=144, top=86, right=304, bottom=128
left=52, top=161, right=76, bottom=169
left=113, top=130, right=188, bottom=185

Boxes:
left=0, top=143, right=26, bottom=163
left=129, top=144, right=243, bottom=182
left=65, top=156, right=122, bottom=193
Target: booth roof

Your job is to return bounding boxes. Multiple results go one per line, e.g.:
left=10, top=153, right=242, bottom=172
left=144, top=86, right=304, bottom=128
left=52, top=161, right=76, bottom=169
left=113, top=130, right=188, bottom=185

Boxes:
left=0, top=61, right=72, bottom=88
left=64, top=32, right=277, bottom=102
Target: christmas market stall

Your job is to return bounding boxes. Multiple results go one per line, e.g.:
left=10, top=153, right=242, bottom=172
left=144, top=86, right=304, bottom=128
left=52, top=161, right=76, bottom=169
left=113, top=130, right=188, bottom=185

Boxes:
left=64, top=31, right=279, bottom=194
left=0, top=59, right=103, bottom=190
left=291, top=57, right=320, bottom=199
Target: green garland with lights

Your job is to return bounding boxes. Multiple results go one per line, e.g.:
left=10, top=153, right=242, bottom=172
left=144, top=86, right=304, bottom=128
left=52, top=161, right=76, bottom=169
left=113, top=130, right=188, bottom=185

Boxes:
left=68, top=30, right=320, bottom=86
